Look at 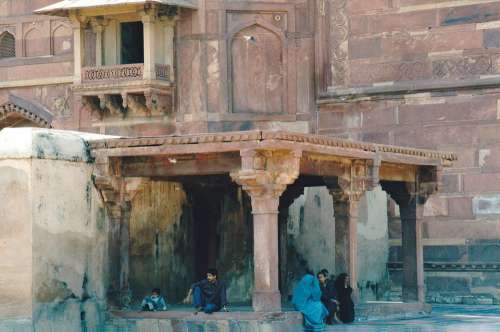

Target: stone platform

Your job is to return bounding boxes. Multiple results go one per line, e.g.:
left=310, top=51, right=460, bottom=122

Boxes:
left=356, top=301, right=431, bottom=320
left=108, top=309, right=303, bottom=331
left=102, top=302, right=431, bottom=331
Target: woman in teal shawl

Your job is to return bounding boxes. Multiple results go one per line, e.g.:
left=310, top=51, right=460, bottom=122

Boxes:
left=292, top=272, right=328, bottom=331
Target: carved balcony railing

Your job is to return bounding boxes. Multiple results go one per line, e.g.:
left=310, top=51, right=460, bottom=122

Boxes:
left=82, top=64, right=144, bottom=83
left=81, top=63, right=171, bottom=83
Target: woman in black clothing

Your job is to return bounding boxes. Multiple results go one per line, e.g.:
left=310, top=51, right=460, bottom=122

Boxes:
left=334, top=273, right=355, bottom=323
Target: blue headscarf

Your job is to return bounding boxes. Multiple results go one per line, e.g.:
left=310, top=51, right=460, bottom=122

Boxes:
left=292, top=274, right=328, bottom=331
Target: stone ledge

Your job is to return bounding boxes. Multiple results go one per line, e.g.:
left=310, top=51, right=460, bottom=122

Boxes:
left=318, top=76, right=500, bottom=103
left=0, top=128, right=115, bottom=162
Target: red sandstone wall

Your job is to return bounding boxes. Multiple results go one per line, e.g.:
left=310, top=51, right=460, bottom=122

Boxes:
left=0, top=0, right=74, bottom=129
left=318, top=0, right=500, bottom=304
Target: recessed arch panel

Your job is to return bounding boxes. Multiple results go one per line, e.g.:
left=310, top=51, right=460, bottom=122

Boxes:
left=230, top=23, right=284, bottom=114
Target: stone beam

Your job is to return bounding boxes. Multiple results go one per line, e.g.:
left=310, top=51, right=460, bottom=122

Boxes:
left=231, top=149, right=301, bottom=312
left=300, top=156, right=346, bottom=177
left=120, top=154, right=241, bottom=177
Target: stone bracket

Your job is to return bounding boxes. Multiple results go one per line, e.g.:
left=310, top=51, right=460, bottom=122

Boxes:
left=324, top=159, right=371, bottom=202
left=230, top=149, right=302, bottom=204
left=381, top=165, right=442, bottom=206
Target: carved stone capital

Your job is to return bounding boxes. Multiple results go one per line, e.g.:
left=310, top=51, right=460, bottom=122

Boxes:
left=231, top=149, right=301, bottom=212
left=381, top=166, right=443, bottom=207
left=93, top=157, right=145, bottom=220
left=324, top=160, right=369, bottom=202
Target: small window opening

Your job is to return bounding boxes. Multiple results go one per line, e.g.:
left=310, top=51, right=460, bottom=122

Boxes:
left=120, top=22, right=143, bottom=64
left=0, top=32, right=15, bottom=59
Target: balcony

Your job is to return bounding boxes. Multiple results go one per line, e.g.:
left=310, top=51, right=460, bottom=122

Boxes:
left=33, top=1, right=191, bottom=121
left=75, top=63, right=173, bottom=120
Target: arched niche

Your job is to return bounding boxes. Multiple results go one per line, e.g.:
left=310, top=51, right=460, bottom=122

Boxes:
left=24, top=28, right=47, bottom=57
left=0, top=31, right=15, bottom=59
left=230, top=22, right=285, bottom=114
left=52, top=23, right=72, bottom=55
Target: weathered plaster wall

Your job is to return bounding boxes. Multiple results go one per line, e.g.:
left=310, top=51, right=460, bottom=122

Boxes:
left=286, top=186, right=390, bottom=302
left=0, top=128, right=110, bottom=330
left=129, top=180, right=195, bottom=304
left=128, top=180, right=254, bottom=306
left=357, top=187, right=390, bottom=301
left=0, top=160, right=32, bottom=318
left=287, top=187, right=335, bottom=276
left=214, top=186, right=253, bottom=304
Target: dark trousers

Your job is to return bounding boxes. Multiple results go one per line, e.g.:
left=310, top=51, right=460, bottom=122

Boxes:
left=323, top=300, right=338, bottom=323
left=193, top=286, right=219, bottom=314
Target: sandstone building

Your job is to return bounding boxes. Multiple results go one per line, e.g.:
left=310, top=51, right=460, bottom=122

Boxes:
left=0, top=0, right=499, bottom=330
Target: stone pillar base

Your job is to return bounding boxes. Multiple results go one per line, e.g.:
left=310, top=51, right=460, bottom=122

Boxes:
left=253, top=291, right=281, bottom=312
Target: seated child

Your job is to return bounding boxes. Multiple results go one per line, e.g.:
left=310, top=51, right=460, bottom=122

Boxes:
left=141, top=288, right=168, bottom=311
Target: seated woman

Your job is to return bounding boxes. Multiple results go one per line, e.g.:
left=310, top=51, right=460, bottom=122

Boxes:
left=334, top=273, right=355, bottom=323
left=292, top=271, right=328, bottom=331
left=141, top=288, right=168, bottom=311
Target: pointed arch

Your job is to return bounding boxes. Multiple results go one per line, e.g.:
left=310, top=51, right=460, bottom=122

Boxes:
left=0, top=95, right=53, bottom=129
left=0, top=31, right=15, bottom=59
left=228, top=20, right=286, bottom=114
left=52, top=22, right=72, bottom=55
left=24, top=27, right=47, bottom=57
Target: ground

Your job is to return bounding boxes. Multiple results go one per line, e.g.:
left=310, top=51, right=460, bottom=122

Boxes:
left=331, top=305, right=500, bottom=332
left=1, top=304, right=500, bottom=331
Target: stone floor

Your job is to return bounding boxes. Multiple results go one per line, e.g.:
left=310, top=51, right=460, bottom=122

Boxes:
left=330, top=305, right=500, bottom=332
left=2, top=305, right=500, bottom=331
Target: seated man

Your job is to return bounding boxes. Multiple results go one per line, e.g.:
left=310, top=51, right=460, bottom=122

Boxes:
left=317, top=269, right=338, bottom=325
left=141, top=288, right=168, bottom=311
left=191, top=268, right=228, bottom=314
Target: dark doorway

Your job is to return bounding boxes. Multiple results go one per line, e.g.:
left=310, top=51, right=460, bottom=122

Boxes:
left=120, top=21, right=144, bottom=64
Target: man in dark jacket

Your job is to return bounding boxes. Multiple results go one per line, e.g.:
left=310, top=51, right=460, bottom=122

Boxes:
left=192, top=268, right=228, bottom=314
left=317, top=269, right=338, bottom=325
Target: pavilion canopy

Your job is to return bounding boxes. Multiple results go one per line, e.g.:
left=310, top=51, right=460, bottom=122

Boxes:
left=35, top=0, right=198, bottom=15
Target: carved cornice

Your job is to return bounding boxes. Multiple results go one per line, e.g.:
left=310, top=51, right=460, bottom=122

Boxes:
left=89, top=130, right=457, bottom=164
left=0, top=94, right=53, bottom=128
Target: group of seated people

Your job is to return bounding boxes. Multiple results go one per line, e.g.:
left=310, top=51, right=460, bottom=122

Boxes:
left=141, top=268, right=227, bottom=314
left=140, top=267, right=355, bottom=329
left=292, top=269, right=355, bottom=330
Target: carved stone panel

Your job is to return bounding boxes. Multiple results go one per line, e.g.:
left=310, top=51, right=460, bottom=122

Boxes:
left=231, top=24, right=284, bottom=114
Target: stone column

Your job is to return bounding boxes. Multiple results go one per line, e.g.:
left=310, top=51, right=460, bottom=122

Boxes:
left=163, top=20, right=175, bottom=81
left=107, top=201, right=133, bottom=308
left=400, top=197, right=424, bottom=302
left=141, top=13, right=156, bottom=80
left=381, top=181, right=428, bottom=303
left=69, top=15, right=85, bottom=84
left=90, top=20, right=105, bottom=67
left=325, top=161, right=370, bottom=303
left=330, top=191, right=361, bottom=302
left=231, top=149, right=301, bottom=311
left=93, top=155, right=144, bottom=308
